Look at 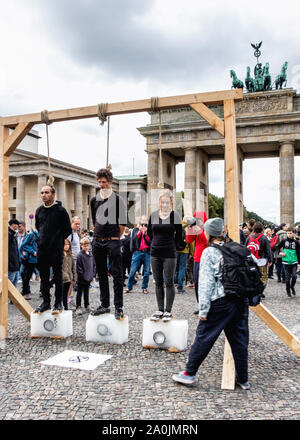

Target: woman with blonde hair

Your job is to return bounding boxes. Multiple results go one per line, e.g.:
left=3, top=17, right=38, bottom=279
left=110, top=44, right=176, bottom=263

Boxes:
left=147, top=190, right=183, bottom=321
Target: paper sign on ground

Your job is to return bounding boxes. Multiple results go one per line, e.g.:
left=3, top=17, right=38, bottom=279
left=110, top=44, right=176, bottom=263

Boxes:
left=41, top=350, right=112, bottom=371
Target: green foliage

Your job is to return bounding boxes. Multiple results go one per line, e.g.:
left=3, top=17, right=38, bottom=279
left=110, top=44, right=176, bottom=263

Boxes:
left=208, top=193, right=224, bottom=218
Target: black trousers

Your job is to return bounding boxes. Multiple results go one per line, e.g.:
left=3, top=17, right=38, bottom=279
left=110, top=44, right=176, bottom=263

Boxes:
left=76, top=283, right=90, bottom=308
left=92, top=239, right=123, bottom=309
left=22, top=262, right=37, bottom=295
left=283, top=264, right=297, bottom=293
left=38, top=254, right=63, bottom=305
left=151, top=256, right=176, bottom=313
left=63, top=282, right=71, bottom=310
left=186, top=296, right=249, bottom=384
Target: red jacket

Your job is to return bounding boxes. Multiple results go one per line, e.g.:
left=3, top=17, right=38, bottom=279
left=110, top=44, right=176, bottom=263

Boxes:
left=186, top=211, right=208, bottom=263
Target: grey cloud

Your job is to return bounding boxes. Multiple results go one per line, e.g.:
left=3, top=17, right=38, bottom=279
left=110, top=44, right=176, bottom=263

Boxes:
left=28, top=0, right=300, bottom=90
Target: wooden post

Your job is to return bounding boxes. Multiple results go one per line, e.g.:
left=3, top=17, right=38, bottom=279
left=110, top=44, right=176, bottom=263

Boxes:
left=0, top=126, right=10, bottom=338
left=221, top=99, right=240, bottom=390
left=8, top=281, right=33, bottom=321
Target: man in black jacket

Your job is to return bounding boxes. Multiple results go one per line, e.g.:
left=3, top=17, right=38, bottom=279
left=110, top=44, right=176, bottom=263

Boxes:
left=34, top=185, right=72, bottom=314
left=8, top=219, right=20, bottom=287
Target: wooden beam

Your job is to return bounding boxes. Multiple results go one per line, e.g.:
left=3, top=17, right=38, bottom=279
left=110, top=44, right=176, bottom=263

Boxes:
left=190, top=103, right=225, bottom=137
left=4, top=122, right=35, bottom=157
left=251, top=304, right=300, bottom=357
left=221, top=338, right=236, bottom=390
left=0, top=126, right=10, bottom=338
left=221, top=98, right=240, bottom=390
left=8, top=280, right=33, bottom=321
left=0, top=89, right=243, bottom=128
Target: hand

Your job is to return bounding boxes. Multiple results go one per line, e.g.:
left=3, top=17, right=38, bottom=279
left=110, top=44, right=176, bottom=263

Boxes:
left=199, top=316, right=207, bottom=321
left=267, top=262, right=272, bottom=268
left=33, top=252, right=37, bottom=256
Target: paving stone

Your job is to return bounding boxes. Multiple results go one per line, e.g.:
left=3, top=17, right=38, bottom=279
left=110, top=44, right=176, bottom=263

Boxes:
left=0, top=277, right=299, bottom=420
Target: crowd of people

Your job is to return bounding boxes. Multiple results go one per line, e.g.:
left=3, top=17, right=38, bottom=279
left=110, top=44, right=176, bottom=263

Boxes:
left=7, top=166, right=300, bottom=390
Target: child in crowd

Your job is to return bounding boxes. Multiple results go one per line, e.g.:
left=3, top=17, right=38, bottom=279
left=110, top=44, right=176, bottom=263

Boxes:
left=62, top=239, right=76, bottom=310
left=75, top=237, right=96, bottom=315
left=276, top=227, right=300, bottom=298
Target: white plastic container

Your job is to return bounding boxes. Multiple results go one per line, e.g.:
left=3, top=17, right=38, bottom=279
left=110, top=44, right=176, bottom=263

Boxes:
left=142, top=318, right=188, bottom=352
left=30, top=310, right=73, bottom=338
left=86, top=313, right=128, bottom=344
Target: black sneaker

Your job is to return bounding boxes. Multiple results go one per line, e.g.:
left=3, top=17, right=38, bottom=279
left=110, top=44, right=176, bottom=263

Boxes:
left=52, top=303, right=63, bottom=314
left=91, top=305, right=110, bottom=316
left=291, top=287, right=296, bottom=296
left=34, top=302, right=51, bottom=313
left=287, top=291, right=292, bottom=298
left=115, top=308, right=124, bottom=320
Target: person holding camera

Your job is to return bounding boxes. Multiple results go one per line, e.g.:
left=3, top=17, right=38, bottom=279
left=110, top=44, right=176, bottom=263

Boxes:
left=186, top=211, right=208, bottom=314
left=147, top=191, right=183, bottom=322
left=125, top=216, right=151, bottom=294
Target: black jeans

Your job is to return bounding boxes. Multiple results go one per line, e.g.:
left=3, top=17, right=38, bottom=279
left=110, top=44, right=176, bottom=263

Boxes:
left=151, top=256, right=176, bottom=313
left=276, top=258, right=286, bottom=282
left=283, top=264, right=297, bottom=293
left=22, top=262, right=37, bottom=295
left=186, top=296, right=249, bottom=384
left=76, top=283, right=90, bottom=308
left=92, top=239, right=123, bottom=309
left=38, top=254, right=63, bottom=305
left=63, top=282, right=71, bottom=310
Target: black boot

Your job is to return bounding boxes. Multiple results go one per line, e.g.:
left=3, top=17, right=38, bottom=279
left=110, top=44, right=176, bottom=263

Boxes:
left=34, top=301, right=51, bottom=313
left=91, top=305, right=110, bottom=316
left=115, top=308, right=124, bottom=320
left=52, top=302, right=63, bottom=314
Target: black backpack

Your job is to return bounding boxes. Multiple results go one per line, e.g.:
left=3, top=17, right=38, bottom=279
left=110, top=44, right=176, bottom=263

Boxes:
left=211, top=241, right=265, bottom=305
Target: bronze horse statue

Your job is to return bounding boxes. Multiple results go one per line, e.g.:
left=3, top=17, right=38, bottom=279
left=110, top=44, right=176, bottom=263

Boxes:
left=245, top=66, right=255, bottom=92
left=275, top=62, right=288, bottom=89
left=230, top=70, right=244, bottom=89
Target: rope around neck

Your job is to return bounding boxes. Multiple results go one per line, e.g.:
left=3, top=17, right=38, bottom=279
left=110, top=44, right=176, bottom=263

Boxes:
left=41, top=110, right=55, bottom=187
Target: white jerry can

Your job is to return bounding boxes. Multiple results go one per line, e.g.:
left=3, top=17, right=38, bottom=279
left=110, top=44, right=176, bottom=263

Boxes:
left=30, top=310, right=73, bottom=338
left=142, top=318, right=188, bottom=352
left=86, top=313, right=129, bottom=344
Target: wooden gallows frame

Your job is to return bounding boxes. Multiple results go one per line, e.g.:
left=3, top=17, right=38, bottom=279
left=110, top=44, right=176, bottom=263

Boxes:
left=0, top=89, right=299, bottom=390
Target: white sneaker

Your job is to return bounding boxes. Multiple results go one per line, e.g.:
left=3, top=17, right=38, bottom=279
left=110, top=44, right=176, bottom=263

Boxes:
left=75, top=307, right=83, bottom=316
left=150, top=311, right=164, bottom=321
left=84, top=306, right=91, bottom=314
left=162, top=312, right=173, bottom=322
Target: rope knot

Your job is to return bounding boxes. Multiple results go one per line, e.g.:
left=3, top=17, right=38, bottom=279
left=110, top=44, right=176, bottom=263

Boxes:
left=97, top=103, right=108, bottom=125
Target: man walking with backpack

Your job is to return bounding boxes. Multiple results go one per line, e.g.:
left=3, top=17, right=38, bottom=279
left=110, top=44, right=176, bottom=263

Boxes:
left=245, top=222, right=273, bottom=297
left=172, top=217, right=264, bottom=390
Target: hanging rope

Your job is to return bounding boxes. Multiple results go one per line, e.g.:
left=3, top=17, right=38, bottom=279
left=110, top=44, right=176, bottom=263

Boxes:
left=151, top=97, right=164, bottom=189
left=41, top=110, right=55, bottom=187
left=97, top=103, right=111, bottom=170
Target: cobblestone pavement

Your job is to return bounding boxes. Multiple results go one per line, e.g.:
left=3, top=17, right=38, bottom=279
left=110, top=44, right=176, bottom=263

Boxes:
left=0, top=275, right=300, bottom=420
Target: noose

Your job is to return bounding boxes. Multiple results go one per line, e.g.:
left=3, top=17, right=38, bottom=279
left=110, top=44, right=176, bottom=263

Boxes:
left=41, top=110, right=55, bottom=187
left=151, top=97, right=164, bottom=189
left=97, top=103, right=112, bottom=171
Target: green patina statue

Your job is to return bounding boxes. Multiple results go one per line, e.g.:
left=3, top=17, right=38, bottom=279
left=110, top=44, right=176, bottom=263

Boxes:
left=230, top=42, right=288, bottom=93
left=275, top=62, right=288, bottom=89
left=230, top=69, right=244, bottom=89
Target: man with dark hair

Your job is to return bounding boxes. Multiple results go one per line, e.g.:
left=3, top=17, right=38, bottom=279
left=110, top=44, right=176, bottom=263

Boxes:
left=90, top=168, right=127, bottom=319
left=34, top=185, right=72, bottom=314
left=245, top=221, right=273, bottom=296
left=8, top=219, right=20, bottom=287
left=274, top=223, right=288, bottom=283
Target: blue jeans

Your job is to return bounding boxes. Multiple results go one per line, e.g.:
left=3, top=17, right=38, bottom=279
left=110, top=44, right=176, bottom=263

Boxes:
left=186, top=296, right=249, bottom=383
left=276, top=258, right=285, bottom=282
left=127, top=251, right=150, bottom=290
left=174, top=252, right=188, bottom=290
left=8, top=271, right=19, bottom=287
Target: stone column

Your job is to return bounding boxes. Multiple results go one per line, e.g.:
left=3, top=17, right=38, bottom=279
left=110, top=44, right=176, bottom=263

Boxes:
left=184, top=147, right=197, bottom=217
left=16, top=176, right=25, bottom=221
left=238, top=146, right=244, bottom=224
left=57, top=179, right=66, bottom=207
left=74, top=183, right=83, bottom=219
left=147, top=150, right=159, bottom=214
left=280, top=141, right=294, bottom=225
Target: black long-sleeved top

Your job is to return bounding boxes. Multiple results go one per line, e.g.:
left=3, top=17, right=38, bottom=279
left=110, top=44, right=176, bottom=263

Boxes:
left=90, top=192, right=127, bottom=238
left=35, top=201, right=72, bottom=258
left=147, top=210, right=182, bottom=258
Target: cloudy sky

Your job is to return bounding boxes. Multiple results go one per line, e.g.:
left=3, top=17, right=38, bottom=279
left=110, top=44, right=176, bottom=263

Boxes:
left=1, top=0, right=300, bottom=223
